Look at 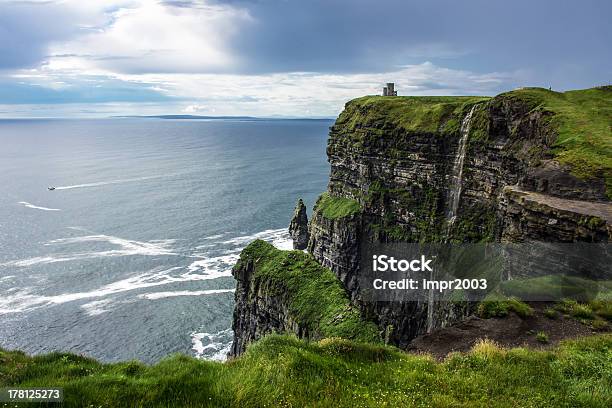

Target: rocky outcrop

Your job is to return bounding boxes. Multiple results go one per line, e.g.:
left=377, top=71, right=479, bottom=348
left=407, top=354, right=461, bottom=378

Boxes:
left=500, top=186, right=611, bottom=242
left=230, top=240, right=380, bottom=356
left=289, top=199, right=309, bottom=250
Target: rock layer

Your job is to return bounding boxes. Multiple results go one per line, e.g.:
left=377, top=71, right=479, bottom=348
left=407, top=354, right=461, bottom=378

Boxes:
left=231, top=87, right=611, bottom=354
left=307, top=89, right=611, bottom=347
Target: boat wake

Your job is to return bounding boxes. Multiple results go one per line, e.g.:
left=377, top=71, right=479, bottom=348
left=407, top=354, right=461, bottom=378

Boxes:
left=18, top=201, right=61, bottom=211
left=53, top=175, right=167, bottom=191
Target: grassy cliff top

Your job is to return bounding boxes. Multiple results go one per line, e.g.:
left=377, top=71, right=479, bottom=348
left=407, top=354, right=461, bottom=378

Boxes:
left=236, top=240, right=380, bottom=343
left=498, top=86, right=612, bottom=192
left=337, top=94, right=490, bottom=134
left=1, top=334, right=610, bottom=407
left=338, top=86, right=611, bottom=196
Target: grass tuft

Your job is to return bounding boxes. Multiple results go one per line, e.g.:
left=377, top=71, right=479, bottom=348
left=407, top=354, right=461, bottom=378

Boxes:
left=477, top=296, right=534, bottom=318
left=536, top=332, right=549, bottom=344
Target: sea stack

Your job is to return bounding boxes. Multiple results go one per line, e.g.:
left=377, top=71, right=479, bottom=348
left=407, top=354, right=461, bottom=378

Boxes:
left=289, top=198, right=309, bottom=250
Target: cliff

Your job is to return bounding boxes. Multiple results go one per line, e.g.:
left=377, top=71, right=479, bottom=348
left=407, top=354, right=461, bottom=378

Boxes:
left=307, top=86, right=611, bottom=347
left=231, top=86, right=611, bottom=354
left=230, top=240, right=380, bottom=356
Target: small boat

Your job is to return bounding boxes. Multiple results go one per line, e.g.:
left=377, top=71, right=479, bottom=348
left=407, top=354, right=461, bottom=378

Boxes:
left=48, top=186, right=56, bottom=191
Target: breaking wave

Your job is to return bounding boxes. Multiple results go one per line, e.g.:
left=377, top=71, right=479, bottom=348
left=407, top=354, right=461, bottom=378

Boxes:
left=0, top=227, right=291, bottom=315
left=191, top=328, right=233, bottom=361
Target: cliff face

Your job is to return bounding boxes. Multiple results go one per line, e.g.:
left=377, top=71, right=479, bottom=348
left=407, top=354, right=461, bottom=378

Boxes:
left=230, top=87, right=611, bottom=354
left=307, top=87, right=612, bottom=347
left=230, top=240, right=380, bottom=356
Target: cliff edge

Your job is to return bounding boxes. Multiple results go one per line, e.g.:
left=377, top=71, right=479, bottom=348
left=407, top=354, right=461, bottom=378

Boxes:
left=230, top=240, right=380, bottom=356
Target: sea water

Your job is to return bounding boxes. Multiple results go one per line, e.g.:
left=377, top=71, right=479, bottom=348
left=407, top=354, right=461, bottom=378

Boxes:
left=0, top=118, right=331, bottom=362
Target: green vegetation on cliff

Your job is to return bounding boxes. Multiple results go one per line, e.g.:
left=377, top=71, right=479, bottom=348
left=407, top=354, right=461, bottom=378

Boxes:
left=337, top=95, right=489, bottom=135
left=498, top=86, right=612, bottom=195
left=339, top=86, right=611, bottom=196
left=236, top=240, right=380, bottom=343
left=314, top=192, right=362, bottom=219
left=2, top=334, right=611, bottom=407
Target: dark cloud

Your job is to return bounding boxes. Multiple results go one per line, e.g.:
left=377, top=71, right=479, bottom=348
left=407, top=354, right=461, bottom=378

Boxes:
left=214, top=0, right=611, bottom=88
left=1, top=0, right=610, bottom=90
left=0, top=1, right=85, bottom=69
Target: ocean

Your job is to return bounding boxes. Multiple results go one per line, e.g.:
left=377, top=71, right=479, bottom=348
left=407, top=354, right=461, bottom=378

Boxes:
left=0, top=118, right=331, bottom=363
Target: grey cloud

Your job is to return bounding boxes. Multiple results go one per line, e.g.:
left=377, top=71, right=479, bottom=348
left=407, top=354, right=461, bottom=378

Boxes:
left=215, top=0, right=611, bottom=88
left=0, top=1, right=100, bottom=70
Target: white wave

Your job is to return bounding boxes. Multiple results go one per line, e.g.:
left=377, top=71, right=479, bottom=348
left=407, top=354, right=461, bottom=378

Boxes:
left=0, top=262, right=235, bottom=315
left=53, top=175, right=166, bottom=191
left=214, top=228, right=292, bottom=251
left=203, top=234, right=227, bottom=241
left=18, top=201, right=61, bottom=211
left=0, top=227, right=292, bottom=315
left=187, top=253, right=240, bottom=278
left=191, top=328, right=233, bottom=361
left=137, top=289, right=234, bottom=300
left=81, top=299, right=114, bottom=316
left=2, top=234, right=176, bottom=268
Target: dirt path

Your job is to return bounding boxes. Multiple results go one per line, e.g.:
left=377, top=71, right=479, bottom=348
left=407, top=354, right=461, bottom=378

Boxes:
left=406, top=302, right=606, bottom=359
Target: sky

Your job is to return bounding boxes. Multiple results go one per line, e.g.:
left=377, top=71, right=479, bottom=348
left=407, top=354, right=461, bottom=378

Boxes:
left=0, top=0, right=610, bottom=118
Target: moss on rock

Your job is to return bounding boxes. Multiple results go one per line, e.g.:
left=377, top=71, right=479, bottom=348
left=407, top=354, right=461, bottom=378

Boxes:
left=235, top=240, right=381, bottom=344
left=314, top=192, right=362, bottom=220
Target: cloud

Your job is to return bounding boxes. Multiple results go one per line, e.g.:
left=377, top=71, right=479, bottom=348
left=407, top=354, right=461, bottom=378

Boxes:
left=0, top=74, right=177, bottom=104
left=47, top=0, right=251, bottom=74
left=0, top=0, right=122, bottom=70
left=0, top=0, right=609, bottom=117
left=0, top=61, right=516, bottom=117
left=183, top=104, right=207, bottom=113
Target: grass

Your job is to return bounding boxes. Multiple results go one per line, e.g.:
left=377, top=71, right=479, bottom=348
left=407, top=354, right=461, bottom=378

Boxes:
left=1, top=334, right=611, bottom=407
left=340, top=86, right=611, bottom=196
left=536, top=331, right=550, bottom=344
left=498, top=86, right=612, bottom=196
left=477, top=296, right=534, bottom=319
left=314, top=192, right=362, bottom=220
left=545, top=308, right=558, bottom=319
left=337, top=95, right=490, bottom=134
left=499, top=275, right=605, bottom=302
left=235, top=240, right=381, bottom=343
left=554, top=299, right=612, bottom=331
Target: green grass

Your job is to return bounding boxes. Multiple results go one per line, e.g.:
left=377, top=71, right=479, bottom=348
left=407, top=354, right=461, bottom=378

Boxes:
left=340, top=86, right=611, bottom=196
left=536, top=331, right=549, bottom=344
left=499, top=275, right=605, bottom=302
left=477, top=296, right=534, bottom=318
left=498, top=86, right=612, bottom=196
left=545, top=308, right=558, bottom=319
left=235, top=240, right=381, bottom=343
left=314, top=192, right=362, bottom=220
left=337, top=95, right=490, bottom=134
left=1, top=334, right=611, bottom=407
